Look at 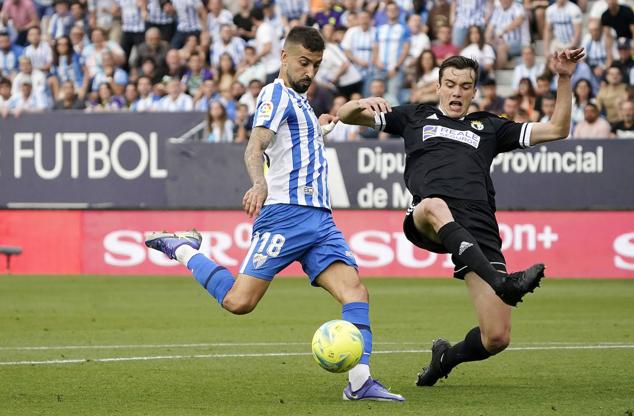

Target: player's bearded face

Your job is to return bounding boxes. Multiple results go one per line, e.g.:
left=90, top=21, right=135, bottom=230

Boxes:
left=437, top=68, right=477, bottom=119
left=283, top=46, right=322, bottom=93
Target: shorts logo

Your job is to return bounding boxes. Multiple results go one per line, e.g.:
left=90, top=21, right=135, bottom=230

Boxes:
left=459, top=241, right=473, bottom=255
left=422, top=125, right=481, bottom=148
left=345, top=250, right=354, bottom=259
left=470, top=120, right=484, bottom=131
left=304, top=186, right=314, bottom=195
left=252, top=253, right=268, bottom=269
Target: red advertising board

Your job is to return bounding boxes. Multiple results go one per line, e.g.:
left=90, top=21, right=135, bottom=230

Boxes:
left=1, top=210, right=634, bottom=278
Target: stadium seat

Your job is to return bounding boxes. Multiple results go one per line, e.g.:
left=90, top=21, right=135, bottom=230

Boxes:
left=0, top=246, right=22, bottom=274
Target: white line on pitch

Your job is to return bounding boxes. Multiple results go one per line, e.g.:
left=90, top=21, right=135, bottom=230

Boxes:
left=1, top=341, right=631, bottom=352
left=1, top=344, right=634, bottom=366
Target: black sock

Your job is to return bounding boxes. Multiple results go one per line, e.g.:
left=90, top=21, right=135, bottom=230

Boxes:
left=438, top=221, right=503, bottom=289
left=441, top=327, right=491, bottom=373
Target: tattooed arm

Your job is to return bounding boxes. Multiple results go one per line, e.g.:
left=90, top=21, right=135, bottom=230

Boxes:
left=242, top=127, right=275, bottom=218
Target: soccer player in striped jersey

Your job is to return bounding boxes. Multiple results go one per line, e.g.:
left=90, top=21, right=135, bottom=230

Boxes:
left=145, top=26, right=404, bottom=402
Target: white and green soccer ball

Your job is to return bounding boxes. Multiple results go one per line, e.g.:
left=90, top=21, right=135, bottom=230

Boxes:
left=311, top=320, right=364, bottom=373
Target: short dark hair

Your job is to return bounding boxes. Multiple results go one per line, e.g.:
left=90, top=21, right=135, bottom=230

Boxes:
left=542, top=92, right=556, bottom=101
left=439, top=56, right=479, bottom=85
left=284, top=26, right=325, bottom=52
left=250, top=7, right=264, bottom=22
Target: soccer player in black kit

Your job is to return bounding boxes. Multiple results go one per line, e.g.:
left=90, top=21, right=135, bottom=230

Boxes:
left=338, top=48, right=585, bottom=387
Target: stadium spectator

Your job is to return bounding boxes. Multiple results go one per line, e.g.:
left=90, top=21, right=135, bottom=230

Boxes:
left=146, top=0, right=176, bottom=41
left=582, top=19, right=617, bottom=83
left=611, top=99, right=634, bottom=137
left=261, top=0, right=284, bottom=40
left=49, top=35, right=84, bottom=99
left=316, top=24, right=363, bottom=97
left=52, top=79, right=84, bottom=109
left=239, top=78, right=263, bottom=115
left=47, top=0, right=73, bottom=41
left=113, top=0, right=147, bottom=62
left=314, top=0, right=344, bottom=29
left=170, top=0, right=206, bottom=49
left=24, top=26, right=52, bottom=72
left=543, top=0, right=582, bottom=55
left=251, top=6, right=281, bottom=84
left=407, top=13, right=430, bottom=66
left=1, top=0, right=39, bottom=46
left=486, top=0, right=527, bottom=69
left=124, top=82, right=138, bottom=108
left=0, top=76, right=12, bottom=115
left=232, top=102, right=250, bottom=143
left=460, top=25, right=496, bottom=84
left=597, top=64, right=628, bottom=123
left=137, top=57, right=162, bottom=84
left=132, top=27, right=170, bottom=77
left=276, top=0, right=310, bottom=30
left=90, top=50, right=128, bottom=96
left=327, top=94, right=359, bottom=142
left=500, top=94, right=519, bottom=119
left=86, top=81, right=125, bottom=111
left=129, top=75, right=157, bottom=111
left=82, top=27, right=125, bottom=77
left=69, top=1, right=89, bottom=30
left=216, top=52, right=236, bottom=94
left=512, top=46, right=544, bottom=90
left=233, top=0, right=255, bottom=42
left=181, top=52, right=212, bottom=96
left=178, top=33, right=204, bottom=63
left=206, top=0, right=233, bottom=43
left=69, top=24, right=87, bottom=55
left=6, top=74, right=48, bottom=113
left=193, top=78, right=220, bottom=111
left=341, top=9, right=374, bottom=91
left=372, top=1, right=410, bottom=104
left=0, top=31, right=23, bottom=79
left=614, top=37, right=634, bottom=83
left=409, top=49, right=439, bottom=104
left=479, top=78, right=505, bottom=114
left=427, top=0, right=451, bottom=40
left=210, top=24, right=246, bottom=68
left=164, top=47, right=185, bottom=80
left=468, top=101, right=481, bottom=114
left=538, top=92, right=556, bottom=122
left=571, top=78, right=595, bottom=128
left=516, top=77, right=538, bottom=120
left=205, top=100, right=233, bottom=142
left=155, top=76, right=192, bottom=111
left=431, top=24, right=459, bottom=64
left=601, top=0, right=634, bottom=55
left=12, top=56, right=46, bottom=98
left=236, top=45, right=266, bottom=85
left=572, top=102, right=612, bottom=138
left=450, top=0, right=492, bottom=48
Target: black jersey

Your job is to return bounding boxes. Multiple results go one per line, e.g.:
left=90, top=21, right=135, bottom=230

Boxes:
left=379, top=104, right=533, bottom=206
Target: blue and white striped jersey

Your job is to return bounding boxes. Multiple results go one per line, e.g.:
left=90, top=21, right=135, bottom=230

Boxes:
left=488, top=2, right=526, bottom=46
left=374, top=23, right=410, bottom=70
left=340, top=26, right=374, bottom=75
left=147, top=0, right=174, bottom=24
left=253, top=79, right=331, bottom=210
left=116, top=0, right=146, bottom=32
left=454, top=0, right=488, bottom=29
left=24, top=43, right=52, bottom=71
left=172, top=0, right=202, bottom=32
left=545, top=1, right=582, bottom=45
left=276, top=0, right=309, bottom=20
left=210, top=37, right=245, bottom=67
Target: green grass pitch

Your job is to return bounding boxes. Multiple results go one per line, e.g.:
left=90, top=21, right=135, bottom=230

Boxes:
left=1, top=276, right=633, bottom=416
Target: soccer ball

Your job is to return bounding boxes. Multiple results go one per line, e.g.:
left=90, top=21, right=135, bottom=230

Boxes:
left=311, top=320, right=364, bottom=373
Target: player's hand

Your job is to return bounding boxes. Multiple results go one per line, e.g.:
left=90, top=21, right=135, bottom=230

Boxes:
left=318, top=113, right=338, bottom=125
left=242, top=182, right=268, bottom=218
left=552, top=48, right=585, bottom=77
left=358, top=97, right=392, bottom=114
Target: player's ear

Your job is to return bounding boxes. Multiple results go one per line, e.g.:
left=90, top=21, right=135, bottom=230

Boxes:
left=281, top=49, right=288, bottom=67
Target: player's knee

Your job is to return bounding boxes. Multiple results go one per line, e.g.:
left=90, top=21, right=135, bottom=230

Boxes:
left=482, top=331, right=511, bottom=354
left=341, top=280, right=369, bottom=303
left=222, top=294, right=258, bottom=315
left=416, top=198, right=448, bottom=226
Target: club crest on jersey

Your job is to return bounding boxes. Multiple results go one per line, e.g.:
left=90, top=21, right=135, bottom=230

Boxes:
left=470, top=120, right=484, bottom=131
left=252, top=253, right=268, bottom=269
left=422, top=125, right=481, bottom=148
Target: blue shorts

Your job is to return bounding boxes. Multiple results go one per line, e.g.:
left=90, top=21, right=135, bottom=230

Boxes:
left=239, top=204, right=358, bottom=285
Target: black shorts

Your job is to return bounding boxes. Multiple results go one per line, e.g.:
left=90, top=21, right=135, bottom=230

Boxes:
left=403, top=196, right=507, bottom=279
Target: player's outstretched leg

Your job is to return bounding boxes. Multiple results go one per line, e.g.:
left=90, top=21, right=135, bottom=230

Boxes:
left=145, top=230, right=237, bottom=308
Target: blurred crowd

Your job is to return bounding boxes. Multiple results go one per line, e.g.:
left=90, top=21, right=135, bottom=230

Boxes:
left=1, top=0, right=634, bottom=140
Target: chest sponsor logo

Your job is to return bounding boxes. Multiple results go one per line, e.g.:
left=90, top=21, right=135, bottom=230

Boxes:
left=422, top=125, right=481, bottom=148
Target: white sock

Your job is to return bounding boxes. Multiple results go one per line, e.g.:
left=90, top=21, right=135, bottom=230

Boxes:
left=175, top=244, right=199, bottom=267
left=348, top=364, right=371, bottom=391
